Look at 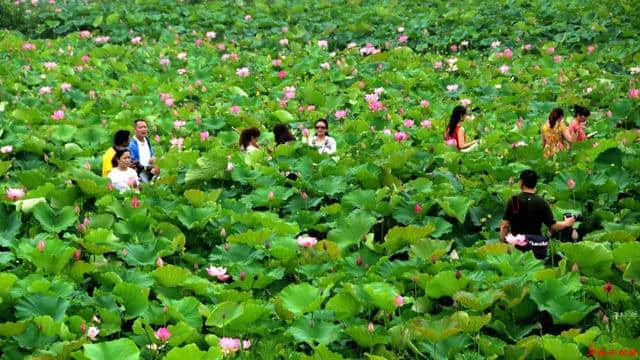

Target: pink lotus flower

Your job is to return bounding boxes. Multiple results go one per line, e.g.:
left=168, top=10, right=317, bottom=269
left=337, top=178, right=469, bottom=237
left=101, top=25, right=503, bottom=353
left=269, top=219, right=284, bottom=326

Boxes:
left=320, top=62, right=330, bottom=70
left=220, top=227, right=227, bottom=237
left=403, top=119, right=414, bottom=127
left=159, top=57, right=170, bottom=66
left=206, top=31, right=216, bottom=39
left=226, top=162, right=234, bottom=172
left=219, top=338, right=241, bottom=354
left=230, top=53, right=238, bottom=60
left=365, top=93, right=379, bottom=103
left=394, top=294, right=404, bottom=307
left=244, top=14, right=252, bottom=21
left=585, top=87, right=593, bottom=94
left=279, top=38, right=289, bottom=46
left=446, top=84, right=459, bottom=92
left=335, top=110, right=347, bottom=119
left=317, top=40, right=328, bottom=48
left=173, top=120, right=186, bottom=129
left=272, top=59, right=282, bottom=67
left=230, top=105, right=241, bottom=114
left=628, top=89, right=640, bottom=99
left=607, top=110, right=613, bottom=118
left=450, top=249, right=459, bottom=260
left=497, top=52, right=504, bottom=59
left=433, top=61, right=443, bottom=69
left=81, top=54, right=90, bottom=63
left=43, top=62, right=57, bottom=70
left=1, top=145, right=13, bottom=154
left=301, top=128, right=309, bottom=137
left=359, top=43, right=380, bottom=56
left=368, top=100, right=384, bottom=112
left=131, top=196, right=140, bottom=208
left=217, top=43, right=226, bottom=51
left=268, top=191, right=275, bottom=201
left=382, top=129, right=392, bottom=135
left=283, top=86, right=296, bottom=99
left=60, top=83, right=72, bottom=92
left=420, top=99, right=429, bottom=108
left=504, top=48, right=513, bottom=59
left=79, top=30, right=91, bottom=38
left=74, top=248, right=82, bottom=260
left=170, top=137, right=184, bottom=150
left=51, top=110, right=65, bottom=120
left=523, top=44, right=532, bottom=51
left=420, top=119, right=433, bottom=128
left=398, top=35, right=408, bottom=43
left=194, top=38, right=203, bottom=46
left=491, top=41, right=501, bottom=49
left=156, top=256, right=164, bottom=267
left=242, top=340, right=251, bottom=349
left=164, top=97, right=174, bottom=107
left=546, top=47, right=555, bottom=54
left=94, top=36, right=110, bottom=44
left=602, top=314, right=609, bottom=325
left=39, top=86, right=51, bottom=95
left=300, top=191, right=308, bottom=200
left=297, top=235, right=317, bottom=248
left=587, top=45, right=595, bottom=54
left=87, top=326, right=99, bottom=341
left=450, top=44, right=458, bottom=52
left=282, top=26, right=289, bottom=33
left=154, top=327, right=171, bottom=342
left=505, top=233, right=528, bottom=247
left=207, top=266, right=227, bottom=277
left=37, top=240, right=45, bottom=252
left=414, top=203, right=422, bottom=214
left=567, top=178, right=576, bottom=189
left=394, top=131, right=409, bottom=142
left=177, top=68, right=186, bottom=75
left=460, top=98, right=472, bottom=106
left=130, top=36, right=142, bottom=44
left=368, top=322, right=375, bottom=333
left=553, top=55, right=562, bottom=63
left=200, top=131, right=210, bottom=141
left=499, top=65, right=510, bottom=74
left=236, top=67, right=250, bottom=77
left=22, top=43, right=36, bottom=51
left=177, top=52, right=187, bottom=61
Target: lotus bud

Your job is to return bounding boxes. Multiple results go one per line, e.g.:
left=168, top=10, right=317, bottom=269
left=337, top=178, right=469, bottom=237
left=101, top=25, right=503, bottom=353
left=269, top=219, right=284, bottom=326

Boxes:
left=368, top=322, right=375, bottom=333
left=580, top=276, right=586, bottom=284
left=602, top=314, right=609, bottom=325
left=162, top=305, right=168, bottom=313
left=364, top=263, right=369, bottom=270
left=121, top=248, right=129, bottom=257
left=356, top=256, right=363, bottom=266
left=603, top=282, right=612, bottom=294
left=414, top=203, right=422, bottom=214
left=224, top=242, right=230, bottom=251
left=455, top=269, right=462, bottom=279
left=450, top=249, right=459, bottom=260
left=239, top=271, right=246, bottom=281
left=74, top=248, right=82, bottom=260
left=412, top=275, right=417, bottom=283
left=431, top=255, right=437, bottom=264
left=220, top=227, right=227, bottom=238
left=131, top=196, right=139, bottom=208
left=300, top=191, right=308, bottom=200
left=268, top=191, right=274, bottom=201
left=265, top=240, right=271, bottom=250
left=156, top=256, right=164, bottom=267
left=37, top=240, right=45, bottom=252
left=571, top=263, right=579, bottom=272
left=226, top=162, right=234, bottom=172
left=394, top=294, right=404, bottom=307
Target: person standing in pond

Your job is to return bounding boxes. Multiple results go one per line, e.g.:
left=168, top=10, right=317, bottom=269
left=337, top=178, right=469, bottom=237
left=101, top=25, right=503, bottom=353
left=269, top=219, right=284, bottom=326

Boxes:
left=307, top=119, right=336, bottom=154
left=129, top=119, right=157, bottom=182
left=444, top=106, right=477, bottom=150
left=568, top=105, right=594, bottom=142
left=240, top=127, right=261, bottom=152
left=102, top=130, right=130, bottom=176
left=541, top=108, right=575, bottom=158
left=499, top=169, right=576, bottom=259
left=273, top=124, right=295, bottom=146
left=107, top=149, right=139, bottom=192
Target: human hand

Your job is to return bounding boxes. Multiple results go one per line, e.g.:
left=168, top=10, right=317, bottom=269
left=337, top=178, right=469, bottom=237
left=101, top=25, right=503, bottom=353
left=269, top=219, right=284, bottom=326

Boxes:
left=151, top=167, right=160, bottom=175
left=149, top=157, right=156, bottom=164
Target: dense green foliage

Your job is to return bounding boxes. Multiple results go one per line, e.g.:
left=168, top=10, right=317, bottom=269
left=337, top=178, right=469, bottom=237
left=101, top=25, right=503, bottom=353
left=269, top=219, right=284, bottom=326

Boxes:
left=1, top=0, right=640, bottom=359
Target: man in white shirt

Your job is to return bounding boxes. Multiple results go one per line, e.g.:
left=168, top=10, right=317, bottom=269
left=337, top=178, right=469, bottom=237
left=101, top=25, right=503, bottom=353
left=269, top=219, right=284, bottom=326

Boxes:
left=129, top=119, right=158, bottom=182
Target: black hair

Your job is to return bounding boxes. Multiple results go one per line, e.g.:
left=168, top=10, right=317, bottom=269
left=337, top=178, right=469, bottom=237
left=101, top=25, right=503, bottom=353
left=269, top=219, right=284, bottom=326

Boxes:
left=573, top=105, right=590, bottom=118
left=113, top=130, right=130, bottom=147
left=447, top=106, right=467, bottom=137
left=112, top=148, right=130, bottom=167
left=239, top=127, right=260, bottom=149
left=314, top=119, right=329, bottom=136
left=273, top=124, right=295, bottom=145
left=519, top=169, right=538, bottom=189
left=133, top=119, right=146, bottom=127
left=548, top=108, right=564, bottom=129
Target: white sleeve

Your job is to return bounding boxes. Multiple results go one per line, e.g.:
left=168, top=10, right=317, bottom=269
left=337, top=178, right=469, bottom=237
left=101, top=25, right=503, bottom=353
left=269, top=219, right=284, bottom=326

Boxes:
left=325, top=137, right=337, bottom=154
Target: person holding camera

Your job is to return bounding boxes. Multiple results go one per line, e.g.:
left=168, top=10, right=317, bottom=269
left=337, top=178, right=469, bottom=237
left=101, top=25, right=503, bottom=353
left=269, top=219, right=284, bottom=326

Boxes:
left=129, top=119, right=159, bottom=182
left=499, top=169, right=576, bottom=259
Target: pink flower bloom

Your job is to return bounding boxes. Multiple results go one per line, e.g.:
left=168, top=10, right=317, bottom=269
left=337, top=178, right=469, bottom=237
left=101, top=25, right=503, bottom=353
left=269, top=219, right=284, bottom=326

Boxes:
left=217, top=43, right=226, bottom=51
left=39, top=86, right=51, bottom=95
left=207, top=266, right=227, bottom=278
left=420, top=119, right=433, bottom=128
left=306, top=105, right=316, bottom=111
left=553, top=55, right=562, bottom=63
left=297, top=235, right=317, bottom=248
left=230, top=53, right=238, bottom=60
left=221, top=54, right=230, bottom=61
left=60, top=83, right=72, bottom=92
left=164, top=98, right=174, bottom=107
left=567, top=178, right=576, bottom=189
left=79, top=30, right=91, bottom=38
left=302, top=128, right=309, bottom=137
left=130, top=36, right=142, bottom=44
left=283, top=86, right=296, bottom=99
left=607, top=110, right=613, bottom=118
left=22, top=43, right=36, bottom=51
left=460, top=98, right=472, bottom=106
left=236, top=67, right=250, bottom=77
left=155, top=256, right=164, bottom=267
left=585, top=87, right=593, bottom=94
left=523, top=44, right=532, bottom=51
left=43, top=62, right=57, bottom=70
left=359, top=43, right=380, bottom=56
left=499, top=65, right=510, bottom=74
left=272, top=59, right=282, bottom=67
left=491, top=40, right=501, bottom=49
left=365, top=93, right=379, bottom=103
left=194, top=38, right=203, bottom=46
left=434, top=61, right=443, bottom=69
left=173, top=120, right=186, bottom=129
left=6, top=188, right=25, bottom=200
left=368, top=322, right=375, bottom=333
left=206, top=31, right=216, bottom=39
left=230, top=105, right=241, bottom=114
left=587, top=45, right=595, bottom=54
left=504, top=48, right=513, bottom=59
left=398, top=35, right=408, bottom=43
left=394, top=294, right=404, bottom=307
left=170, top=137, right=184, bottom=150
left=394, top=131, right=409, bottom=141
left=320, top=62, right=330, bottom=70
left=277, top=70, right=287, bottom=79
left=94, top=36, right=110, bottom=44
left=414, top=203, right=422, bottom=214
left=368, top=100, right=384, bottom=112
left=335, top=110, right=347, bottom=119
left=219, top=338, right=241, bottom=354
left=177, top=52, right=187, bottom=60
left=446, top=84, right=459, bottom=92
left=87, top=326, right=99, bottom=341
left=268, top=191, right=275, bottom=201
left=159, top=57, right=170, bottom=66
left=628, top=89, right=640, bottom=99
left=282, top=26, right=289, bottom=33
left=279, top=38, right=289, bottom=46
left=81, top=54, right=90, bottom=63
left=317, top=40, right=328, bottom=48
left=546, top=47, right=555, bottom=54
left=37, top=240, right=45, bottom=252
left=154, top=327, right=171, bottom=342
left=496, top=52, right=504, bottom=59
left=450, top=44, right=458, bottom=52
left=420, top=99, right=429, bottom=108
left=200, top=131, right=210, bottom=141
left=450, top=249, right=459, bottom=260
left=505, top=233, right=528, bottom=246
left=177, top=68, right=187, bottom=75
left=244, top=14, right=252, bottom=21
left=397, top=26, right=405, bottom=33
left=51, top=109, right=65, bottom=120
left=1, top=145, right=12, bottom=154
left=154, top=134, right=161, bottom=143
left=131, top=196, right=140, bottom=209
left=403, top=119, right=414, bottom=127
left=242, top=340, right=251, bottom=349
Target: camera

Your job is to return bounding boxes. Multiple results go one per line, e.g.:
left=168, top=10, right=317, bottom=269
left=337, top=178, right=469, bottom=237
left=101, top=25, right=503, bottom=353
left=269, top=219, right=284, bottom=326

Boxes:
left=560, top=213, right=582, bottom=242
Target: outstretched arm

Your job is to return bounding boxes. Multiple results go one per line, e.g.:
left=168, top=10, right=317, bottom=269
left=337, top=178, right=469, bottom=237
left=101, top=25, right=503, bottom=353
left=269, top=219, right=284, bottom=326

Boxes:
left=458, top=127, right=477, bottom=149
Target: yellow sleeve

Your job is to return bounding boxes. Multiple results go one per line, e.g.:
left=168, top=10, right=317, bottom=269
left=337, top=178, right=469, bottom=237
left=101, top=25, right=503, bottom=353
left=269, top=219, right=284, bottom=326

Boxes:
left=102, top=148, right=114, bottom=177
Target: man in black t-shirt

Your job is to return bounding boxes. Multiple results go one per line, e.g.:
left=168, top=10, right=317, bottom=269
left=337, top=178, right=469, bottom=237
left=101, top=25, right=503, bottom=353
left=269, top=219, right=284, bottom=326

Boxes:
left=500, top=170, right=575, bottom=257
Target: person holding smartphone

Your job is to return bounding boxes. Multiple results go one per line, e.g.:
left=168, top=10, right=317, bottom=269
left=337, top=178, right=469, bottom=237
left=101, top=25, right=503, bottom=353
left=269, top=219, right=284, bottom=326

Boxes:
left=444, top=106, right=477, bottom=151
left=568, top=105, right=596, bottom=142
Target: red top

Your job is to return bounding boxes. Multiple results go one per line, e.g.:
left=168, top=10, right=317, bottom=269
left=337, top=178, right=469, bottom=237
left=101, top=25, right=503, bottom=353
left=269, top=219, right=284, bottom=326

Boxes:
left=568, top=120, right=587, bottom=141
left=444, top=124, right=461, bottom=150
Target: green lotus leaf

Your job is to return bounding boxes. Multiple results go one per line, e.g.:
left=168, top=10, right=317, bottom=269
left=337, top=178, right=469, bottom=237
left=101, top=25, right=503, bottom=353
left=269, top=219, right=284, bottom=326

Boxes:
left=362, top=282, right=400, bottom=312
left=559, top=241, right=613, bottom=278
left=529, top=278, right=598, bottom=325
left=437, top=196, right=474, bottom=223
left=327, top=210, right=376, bottom=250
left=184, top=189, right=222, bottom=207
left=152, top=265, right=191, bottom=287
left=453, top=289, right=504, bottom=312
left=272, top=109, right=294, bottom=123
left=422, top=271, right=469, bottom=299
left=0, top=204, right=21, bottom=248
left=325, top=290, right=360, bottom=321
left=32, top=202, right=76, bottom=233
left=285, top=316, right=340, bottom=345
left=164, top=344, right=207, bottom=360
left=384, top=224, right=436, bottom=253
left=541, top=336, right=582, bottom=360
left=613, top=242, right=640, bottom=264
left=300, top=344, right=344, bottom=360
left=166, top=321, right=198, bottom=347
left=0, top=321, right=28, bottom=337
left=0, top=161, right=12, bottom=176
left=206, top=301, right=244, bottom=328
left=174, top=205, right=218, bottom=229
left=278, top=283, right=324, bottom=316
left=409, top=311, right=471, bottom=343
left=27, top=237, right=75, bottom=274
left=82, top=228, right=121, bottom=255
left=344, top=325, right=389, bottom=347
left=623, top=259, right=640, bottom=284
left=113, top=282, right=149, bottom=318
left=15, top=294, right=69, bottom=322
left=409, top=238, right=452, bottom=260
left=84, top=338, right=140, bottom=360
left=314, top=176, right=348, bottom=196
left=164, top=297, right=202, bottom=329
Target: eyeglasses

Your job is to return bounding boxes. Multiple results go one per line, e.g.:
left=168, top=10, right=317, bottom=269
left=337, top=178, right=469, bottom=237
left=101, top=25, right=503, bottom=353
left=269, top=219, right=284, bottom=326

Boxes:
left=315, top=126, right=326, bottom=129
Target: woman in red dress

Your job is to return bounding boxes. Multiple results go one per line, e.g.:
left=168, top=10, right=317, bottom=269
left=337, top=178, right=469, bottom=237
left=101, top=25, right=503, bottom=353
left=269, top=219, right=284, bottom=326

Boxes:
left=444, top=105, right=477, bottom=150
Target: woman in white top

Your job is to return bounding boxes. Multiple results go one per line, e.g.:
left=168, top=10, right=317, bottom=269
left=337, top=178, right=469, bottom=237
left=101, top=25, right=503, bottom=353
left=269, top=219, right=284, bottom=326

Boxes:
left=308, top=119, right=336, bottom=154
left=239, top=127, right=261, bottom=152
left=107, top=149, right=139, bottom=192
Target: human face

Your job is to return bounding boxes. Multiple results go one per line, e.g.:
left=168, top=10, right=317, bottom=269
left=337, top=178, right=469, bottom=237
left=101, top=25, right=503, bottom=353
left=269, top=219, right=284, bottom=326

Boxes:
left=315, top=122, right=327, bottom=136
left=577, top=115, right=588, bottom=123
left=134, top=121, right=148, bottom=139
left=118, top=151, right=131, bottom=169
